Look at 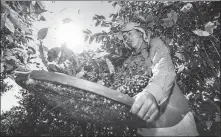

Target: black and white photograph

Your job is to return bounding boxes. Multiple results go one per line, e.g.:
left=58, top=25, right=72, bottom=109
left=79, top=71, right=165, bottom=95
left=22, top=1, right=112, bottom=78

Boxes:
left=0, top=1, right=220, bottom=136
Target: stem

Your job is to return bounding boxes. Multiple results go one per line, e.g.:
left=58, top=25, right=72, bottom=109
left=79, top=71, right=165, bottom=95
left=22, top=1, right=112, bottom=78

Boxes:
left=38, top=41, right=48, bottom=67
left=211, top=34, right=221, bottom=44
left=211, top=40, right=220, bottom=58
left=200, top=40, right=217, bottom=78
left=205, top=96, right=221, bottom=113
left=175, top=24, right=192, bottom=36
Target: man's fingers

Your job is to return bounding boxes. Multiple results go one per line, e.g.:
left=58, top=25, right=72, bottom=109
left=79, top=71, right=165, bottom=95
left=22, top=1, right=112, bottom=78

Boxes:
left=143, top=103, right=155, bottom=121
left=143, top=113, right=150, bottom=121
left=146, top=109, right=159, bottom=122
left=131, top=98, right=144, bottom=114
left=137, top=102, right=151, bottom=119
left=146, top=103, right=158, bottom=118
left=131, top=92, right=159, bottom=122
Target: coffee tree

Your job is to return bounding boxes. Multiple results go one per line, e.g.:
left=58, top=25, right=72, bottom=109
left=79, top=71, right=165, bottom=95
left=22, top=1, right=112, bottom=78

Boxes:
left=1, top=1, right=48, bottom=94
left=84, top=1, right=220, bottom=136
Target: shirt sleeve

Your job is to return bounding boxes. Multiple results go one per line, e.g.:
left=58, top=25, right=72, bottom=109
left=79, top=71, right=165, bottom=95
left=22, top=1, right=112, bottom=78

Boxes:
left=143, top=37, right=176, bottom=105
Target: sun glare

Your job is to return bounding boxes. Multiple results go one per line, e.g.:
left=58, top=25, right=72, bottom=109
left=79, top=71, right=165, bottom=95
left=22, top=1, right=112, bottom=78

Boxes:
left=55, top=22, right=84, bottom=52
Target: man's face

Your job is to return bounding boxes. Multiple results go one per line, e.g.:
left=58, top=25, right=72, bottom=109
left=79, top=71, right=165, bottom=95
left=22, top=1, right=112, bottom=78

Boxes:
left=123, top=29, right=144, bottom=49
left=47, top=48, right=60, bottom=62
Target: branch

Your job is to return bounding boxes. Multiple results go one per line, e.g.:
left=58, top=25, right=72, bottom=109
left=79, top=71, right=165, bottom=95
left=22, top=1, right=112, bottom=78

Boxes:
left=200, top=40, right=218, bottom=79
left=38, top=41, right=48, bottom=67
left=211, top=37, right=221, bottom=58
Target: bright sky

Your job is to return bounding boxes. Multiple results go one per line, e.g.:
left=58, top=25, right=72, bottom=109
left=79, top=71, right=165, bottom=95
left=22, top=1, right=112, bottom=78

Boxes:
left=1, top=78, right=22, bottom=113
left=1, top=1, right=120, bottom=112
left=32, top=1, right=120, bottom=53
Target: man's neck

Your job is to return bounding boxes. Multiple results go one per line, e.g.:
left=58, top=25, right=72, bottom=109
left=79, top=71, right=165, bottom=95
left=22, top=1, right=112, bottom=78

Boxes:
left=135, top=41, right=147, bottom=55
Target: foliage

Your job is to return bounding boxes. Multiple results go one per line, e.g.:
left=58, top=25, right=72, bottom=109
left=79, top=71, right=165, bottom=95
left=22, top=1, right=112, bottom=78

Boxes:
left=83, top=1, right=221, bottom=136
left=1, top=1, right=220, bottom=136
left=0, top=1, right=47, bottom=95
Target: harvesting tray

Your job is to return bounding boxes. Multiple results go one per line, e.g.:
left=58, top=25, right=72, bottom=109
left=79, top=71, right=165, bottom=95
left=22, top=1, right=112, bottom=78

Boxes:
left=15, top=70, right=189, bottom=128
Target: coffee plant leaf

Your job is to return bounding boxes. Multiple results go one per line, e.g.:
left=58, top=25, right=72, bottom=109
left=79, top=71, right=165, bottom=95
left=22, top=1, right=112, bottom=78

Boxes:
left=8, top=12, right=30, bottom=34
left=175, top=52, right=184, bottom=60
left=7, top=55, right=19, bottom=63
left=5, top=18, right=15, bottom=33
left=37, top=27, right=48, bottom=40
left=97, top=34, right=104, bottom=43
left=115, top=32, right=124, bottom=40
left=83, top=29, right=92, bottom=35
left=147, top=22, right=155, bottom=28
left=215, top=113, right=220, bottom=122
left=205, top=22, right=216, bottom=34
left=31, top=13, right=40, bottom=21
left=34, top=1, right=47, bottom=14
left=1, top=63, right=5, bottom=73
left=206, top=120, right=213, bottom=130
left=92, top=51, right=109, bottom=59
left=89, top=36, right=94, bottom=44
left=6, top=35, right=14, bottom=43
left=180, top=3, right=193, bottom=13
left=167, top=10, right=178, bottom=24
left=163, top=1, right=174, bottom=7
left=75, top=70, right=85, bottom=78
left=39, top=15, right=46, bottom=21
left=177, top=64, right=185, bottom=74
left=84, top=35, right=89, bottom=42
left=112, top=1, right=118, bottom=7
left=145, top=14, right=154, bottom=23
left=214, top=96, right=220, bottom=102
left=137, top=15, right=146, bottom=22
left=62, top=18, right=72, bottom=24
left=95, top=20, right=101, bottom=26
left=1, top=12, right=9, bottom=30
left=193, top=29, right=211, bottom=36
left=29, top=2, right=35, bottom=13
left=106, top=58, right=115, bottom=74
left=115, top=17, right=125, bottom=26
left=4, top=63, right=14, bottom=71
left=161, top=18, right=174, bottom=28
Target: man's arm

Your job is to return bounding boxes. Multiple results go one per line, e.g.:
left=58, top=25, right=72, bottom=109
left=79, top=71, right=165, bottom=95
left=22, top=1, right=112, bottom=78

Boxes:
left=143, top=37, right=176, bottom=105
left=131, top=37, right=176, bottom=122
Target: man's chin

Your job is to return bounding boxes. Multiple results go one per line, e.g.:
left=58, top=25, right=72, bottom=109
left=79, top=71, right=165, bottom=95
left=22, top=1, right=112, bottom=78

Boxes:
left=47, top=58, right=53, bottom=62
left=130, top=45, right=137, bottom=50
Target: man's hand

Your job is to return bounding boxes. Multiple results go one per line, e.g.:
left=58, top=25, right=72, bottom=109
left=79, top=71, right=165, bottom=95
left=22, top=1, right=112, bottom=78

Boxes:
left=131, top=92, right=159, bottom=122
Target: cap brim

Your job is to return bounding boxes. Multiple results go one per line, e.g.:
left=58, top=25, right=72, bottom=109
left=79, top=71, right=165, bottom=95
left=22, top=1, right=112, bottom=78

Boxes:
left=121, top=22, right=139, bottom=32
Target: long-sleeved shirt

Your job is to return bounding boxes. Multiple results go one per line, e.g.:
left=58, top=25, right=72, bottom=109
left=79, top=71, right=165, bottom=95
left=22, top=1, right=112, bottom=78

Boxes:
left=137, top=37, right=199, bottom=136
left=143, top=37, right=176, bottom=105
